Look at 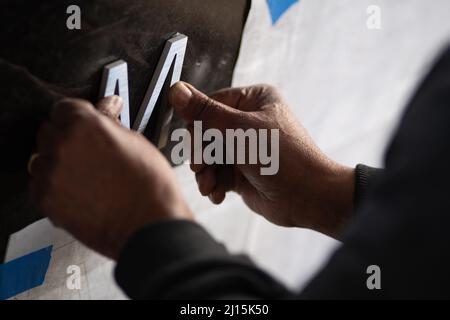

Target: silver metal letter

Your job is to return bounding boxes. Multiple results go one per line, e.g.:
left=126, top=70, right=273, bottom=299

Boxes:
left=133, top=34, right=188, bottom=148
left=99, top=60, right=131, bottom=129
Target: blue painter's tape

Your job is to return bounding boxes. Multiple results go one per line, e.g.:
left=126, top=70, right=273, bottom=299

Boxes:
left=0, top=245, right=52, bottom=300
left=266, top=0, right=299, bottom=25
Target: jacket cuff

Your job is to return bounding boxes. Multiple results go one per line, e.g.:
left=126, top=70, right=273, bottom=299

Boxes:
left=354, top=164, right=384, bottom=209
left=114, top=219, right=228, bottom=299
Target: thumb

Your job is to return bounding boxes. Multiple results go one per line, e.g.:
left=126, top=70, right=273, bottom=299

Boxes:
left=169, top=82, right=244, bottom=132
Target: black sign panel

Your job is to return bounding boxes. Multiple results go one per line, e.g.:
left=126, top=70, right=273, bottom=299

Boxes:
left=0, top=0, right=250, bottom=260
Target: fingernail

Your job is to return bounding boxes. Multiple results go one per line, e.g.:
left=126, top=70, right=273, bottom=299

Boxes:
left=171, top=82, right=192, bottom=108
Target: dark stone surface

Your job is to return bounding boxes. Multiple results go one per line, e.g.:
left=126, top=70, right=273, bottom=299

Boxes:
left=0, top=0, right=250, bottom=261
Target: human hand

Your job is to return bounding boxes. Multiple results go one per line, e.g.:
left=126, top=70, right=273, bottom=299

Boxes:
left=29, top=96, right=193, bottom=259
left=169, top=82, right=354, bottom=238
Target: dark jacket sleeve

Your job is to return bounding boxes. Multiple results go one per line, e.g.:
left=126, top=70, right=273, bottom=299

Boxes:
left=115, top=45, right=450, bottom=300
left=115, top=220, right=291, bottom=299
left=114, top=162, right=381, bottom=300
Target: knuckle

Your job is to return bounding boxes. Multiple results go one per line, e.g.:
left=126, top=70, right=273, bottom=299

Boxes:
left=261, top=84, right=280, bottom=98
left=238, top=87, right=248, bottom=98
left=251, top=85, right=285, bottom=111
left=271, top=102, right=285, bottom=112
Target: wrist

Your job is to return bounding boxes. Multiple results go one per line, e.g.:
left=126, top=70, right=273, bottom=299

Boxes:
left=302, top=162, right=355, bottom=239
left=108, top=198, right=193, bottom=260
